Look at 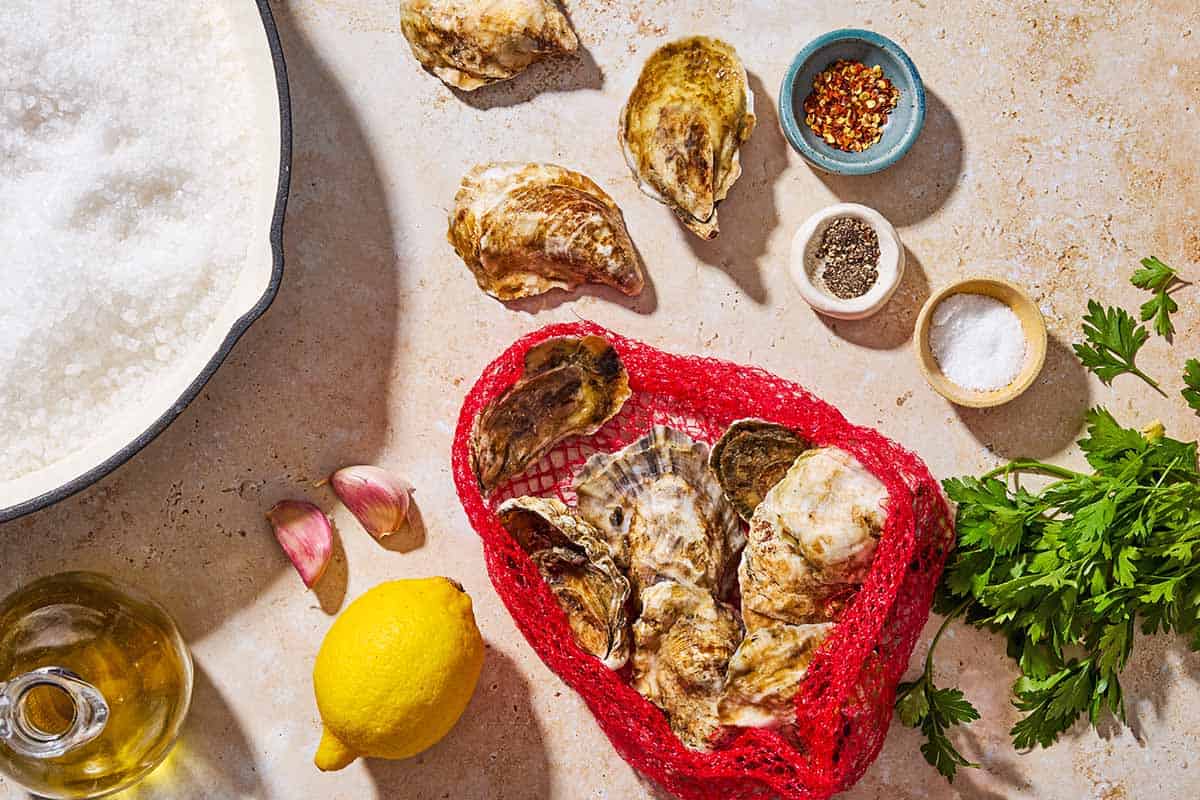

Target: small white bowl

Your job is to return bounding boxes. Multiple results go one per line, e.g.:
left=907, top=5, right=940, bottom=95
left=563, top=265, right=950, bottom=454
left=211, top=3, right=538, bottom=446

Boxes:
left=789, top=202, right=905, bottom=320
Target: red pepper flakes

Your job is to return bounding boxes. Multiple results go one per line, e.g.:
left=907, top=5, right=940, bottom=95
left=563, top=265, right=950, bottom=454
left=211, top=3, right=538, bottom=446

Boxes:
left=803, top=60, right=901, bottom=153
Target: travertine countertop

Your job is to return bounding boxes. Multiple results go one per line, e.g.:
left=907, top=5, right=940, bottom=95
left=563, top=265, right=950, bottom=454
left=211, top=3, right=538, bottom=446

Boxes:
left=4, top=1, right=1200, bottom=798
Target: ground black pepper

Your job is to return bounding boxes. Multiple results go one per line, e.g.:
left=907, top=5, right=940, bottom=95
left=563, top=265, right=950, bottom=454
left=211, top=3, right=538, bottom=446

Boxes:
left=816, top=217, right=880, bottom=299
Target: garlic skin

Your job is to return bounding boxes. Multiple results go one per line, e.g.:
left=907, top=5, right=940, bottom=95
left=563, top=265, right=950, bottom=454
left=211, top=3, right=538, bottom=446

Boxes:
left=266, top=500, right=333, bottom=588
left=329, top=465, right=413, bottom=540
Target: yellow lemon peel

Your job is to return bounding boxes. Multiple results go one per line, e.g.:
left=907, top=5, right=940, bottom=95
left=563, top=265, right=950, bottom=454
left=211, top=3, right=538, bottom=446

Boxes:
left=312, top=577, right=484, bottom=770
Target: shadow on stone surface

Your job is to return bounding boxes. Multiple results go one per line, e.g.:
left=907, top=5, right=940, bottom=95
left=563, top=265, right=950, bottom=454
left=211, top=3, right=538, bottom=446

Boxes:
left=110, top=662, right=263, bottom=800
left=818, top=246, right=931, bottom=350
left=814, top=89, right=964, bottom=227
left=681, top=72, right=789, bottom=305
left=449, top=46, right=604, bottom=110
left=365, top=648, right=550, bottom=800
left=841, top=617, right=1029, bottom=800
left=956, top=334, right=1091, bottom=459
left=500, top=270, right=659, bottom=316
left=1097, top=632, right=1200, bottom=746
left=377, top=495, right=427, bottom=554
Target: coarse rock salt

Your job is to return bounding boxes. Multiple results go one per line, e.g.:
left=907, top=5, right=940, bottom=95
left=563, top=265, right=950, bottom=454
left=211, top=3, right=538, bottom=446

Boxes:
left=929, top=294, right=1027, bottom=392
left=1, top=1, right=261, bottom=478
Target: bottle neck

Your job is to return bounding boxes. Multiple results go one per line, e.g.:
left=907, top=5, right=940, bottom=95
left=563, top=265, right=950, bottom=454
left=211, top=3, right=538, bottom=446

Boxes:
left=0, top=667, right=109, bottom=759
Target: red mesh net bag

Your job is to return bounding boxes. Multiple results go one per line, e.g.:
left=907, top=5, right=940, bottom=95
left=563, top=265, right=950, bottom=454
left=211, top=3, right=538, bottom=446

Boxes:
left=452, top=322, right=954, bottom=800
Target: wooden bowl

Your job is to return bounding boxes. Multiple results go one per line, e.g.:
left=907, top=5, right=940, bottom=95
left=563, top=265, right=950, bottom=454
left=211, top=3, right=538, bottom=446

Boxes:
left=913, top=278, right=1048, bottom=408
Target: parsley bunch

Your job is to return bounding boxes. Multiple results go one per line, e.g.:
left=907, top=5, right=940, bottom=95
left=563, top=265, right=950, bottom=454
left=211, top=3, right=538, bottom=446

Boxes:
left=899, top=408, right=1200, bottom=779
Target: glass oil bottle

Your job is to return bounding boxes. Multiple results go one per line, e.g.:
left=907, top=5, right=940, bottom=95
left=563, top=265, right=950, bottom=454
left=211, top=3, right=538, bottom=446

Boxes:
left=0, top=572, right=192, bottom=799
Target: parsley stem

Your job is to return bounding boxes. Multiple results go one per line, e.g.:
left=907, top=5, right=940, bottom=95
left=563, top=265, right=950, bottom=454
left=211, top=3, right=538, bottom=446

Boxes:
left=983, top=460, right=1083, bottom=481
left=1129, top=366, right=1166, bottom=395
left=924, top=598, right=973, bottom=679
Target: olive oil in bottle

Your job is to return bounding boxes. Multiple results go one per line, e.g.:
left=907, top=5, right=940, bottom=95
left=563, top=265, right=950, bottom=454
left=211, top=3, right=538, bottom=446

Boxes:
left=0, top=572, right=192, bottom=799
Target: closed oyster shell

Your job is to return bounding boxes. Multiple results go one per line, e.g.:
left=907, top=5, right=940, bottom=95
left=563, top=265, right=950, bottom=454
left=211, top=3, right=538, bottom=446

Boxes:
left=471, top=336, right=630, bottom=493
left=574, top=426, right=743, bottom=598
left=756, top=448, right=888, bottom=582
left=738, top=538, right=841, bottom=632
left=400, top=0, right=578, bottom=91
left=739, top=447, right=887, bottom=631
left=499, top=496, right=632, bottom=669
left=717, top=622, right=833, bottom=728
left=618, top=37, right=756, bottom=240
left=632, top=580, right=742, bottom=750
left=710, top=419, right=809, bottom=521
left=450, top=163, right=645, bottom=301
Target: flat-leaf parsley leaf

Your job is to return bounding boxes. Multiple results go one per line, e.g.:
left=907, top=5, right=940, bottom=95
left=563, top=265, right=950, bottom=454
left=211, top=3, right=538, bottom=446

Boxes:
left=1130, top=256, right=1182, bottom=340
left=1073, top=301, right=1162, bottom=393
left=1184, top=359, right=1200, bottom=413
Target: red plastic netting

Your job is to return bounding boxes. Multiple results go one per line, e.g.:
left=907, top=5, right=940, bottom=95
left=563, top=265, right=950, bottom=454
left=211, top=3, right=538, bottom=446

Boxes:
left=452, top=322, right=954, bottom=800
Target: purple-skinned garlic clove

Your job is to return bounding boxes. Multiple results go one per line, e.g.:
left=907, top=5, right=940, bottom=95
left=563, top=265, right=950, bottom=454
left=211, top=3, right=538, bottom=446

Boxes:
left=266, top=500, right=333, bottom=588
left=329, top=465, right=413, bottom=540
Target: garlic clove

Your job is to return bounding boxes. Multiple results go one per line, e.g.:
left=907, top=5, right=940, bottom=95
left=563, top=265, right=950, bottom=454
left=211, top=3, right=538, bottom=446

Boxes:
left=266, top=500, right=333, bottom=588
left=329, top=465, right=413, bottom=541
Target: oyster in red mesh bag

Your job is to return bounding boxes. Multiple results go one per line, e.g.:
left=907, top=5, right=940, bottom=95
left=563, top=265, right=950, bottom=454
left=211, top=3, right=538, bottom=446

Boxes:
left=452, top=322, right=953, bottom=800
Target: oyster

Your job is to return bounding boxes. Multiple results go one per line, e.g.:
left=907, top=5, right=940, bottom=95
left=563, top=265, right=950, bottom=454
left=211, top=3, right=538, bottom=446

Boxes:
left=618, top=37, right=756, bottom=240
left=739, top=447, right=888, bottom=631
left=709, top=419, right=809, bottom=521
left=400, top=0, right=578, bottom=92
left=738, top=530, right=844, bottom=632
left=717, top=622, right=833, bottom=728
left=632, top=580, right=743, bottom=750
left=499, top=496, right=632, bottom=669
left=471, top=335, right=630, bottom=494
left=449, top=163, right=645, bottom=301
left=574, top=426, right=743, bottom=598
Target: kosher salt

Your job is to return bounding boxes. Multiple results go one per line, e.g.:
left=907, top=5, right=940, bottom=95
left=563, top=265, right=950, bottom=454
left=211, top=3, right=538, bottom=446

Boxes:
left=1, top=2, right=262, bottom=477
left=929, top=294, right=1027, bottom=391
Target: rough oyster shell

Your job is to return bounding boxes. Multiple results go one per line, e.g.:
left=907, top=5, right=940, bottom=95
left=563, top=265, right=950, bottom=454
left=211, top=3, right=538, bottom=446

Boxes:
left=471, top=336, right=630, bottom=494
left=739, top=447, right=887, bottom=631
left=618, top=36, right=756, bottom=240
left=717, top=622, right=833, bottom=728
left=450, top=163, right=645, bottom=301
left=738, top=530, right=845, bottom=632
left=710, top=419, right=809, bottom=521
left=632, top=580, right=743, bottom=750
left=499, top=494, right=604, bottom=555
left=400, top=0, right=578, bottom=91
left=574, top=426, right=744, bottom=598
left=499, top=496, right=632, bottom=669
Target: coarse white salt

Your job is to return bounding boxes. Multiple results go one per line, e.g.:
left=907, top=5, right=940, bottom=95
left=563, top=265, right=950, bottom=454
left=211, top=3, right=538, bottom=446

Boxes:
left=1, top=1, right=261, bottom=478
left=929, top=294, right=1028, bottom=392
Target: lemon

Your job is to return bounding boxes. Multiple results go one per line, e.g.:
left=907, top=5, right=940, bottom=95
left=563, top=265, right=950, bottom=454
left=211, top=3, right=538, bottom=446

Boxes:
left=312, top=577, right=485, bottom=770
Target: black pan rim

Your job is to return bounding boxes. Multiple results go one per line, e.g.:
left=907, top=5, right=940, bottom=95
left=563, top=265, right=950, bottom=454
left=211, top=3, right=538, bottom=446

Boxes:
left=0, top=0, right=293, bottom=524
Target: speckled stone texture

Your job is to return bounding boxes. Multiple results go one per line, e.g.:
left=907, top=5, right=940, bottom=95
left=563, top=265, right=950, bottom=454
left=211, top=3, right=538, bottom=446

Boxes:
left=2, top=1, right=1199, bottom=798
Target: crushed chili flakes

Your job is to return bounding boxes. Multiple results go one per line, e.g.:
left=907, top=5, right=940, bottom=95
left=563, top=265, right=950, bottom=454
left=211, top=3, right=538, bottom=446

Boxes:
left=803, top=60, right=901, bottom=153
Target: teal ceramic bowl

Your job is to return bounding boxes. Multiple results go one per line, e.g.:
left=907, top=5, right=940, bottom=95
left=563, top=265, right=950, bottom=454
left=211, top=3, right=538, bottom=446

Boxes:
left=779, top=29, right=925, bottom=175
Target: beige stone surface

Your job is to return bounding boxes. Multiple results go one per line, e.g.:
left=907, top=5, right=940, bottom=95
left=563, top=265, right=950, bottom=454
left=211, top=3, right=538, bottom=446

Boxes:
left=3, top=0, right=1200, bottom=798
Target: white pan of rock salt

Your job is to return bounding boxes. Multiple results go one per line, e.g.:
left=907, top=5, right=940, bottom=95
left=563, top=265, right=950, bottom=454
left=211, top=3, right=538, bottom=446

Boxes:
left=0, top=1, right=290, bottom=521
